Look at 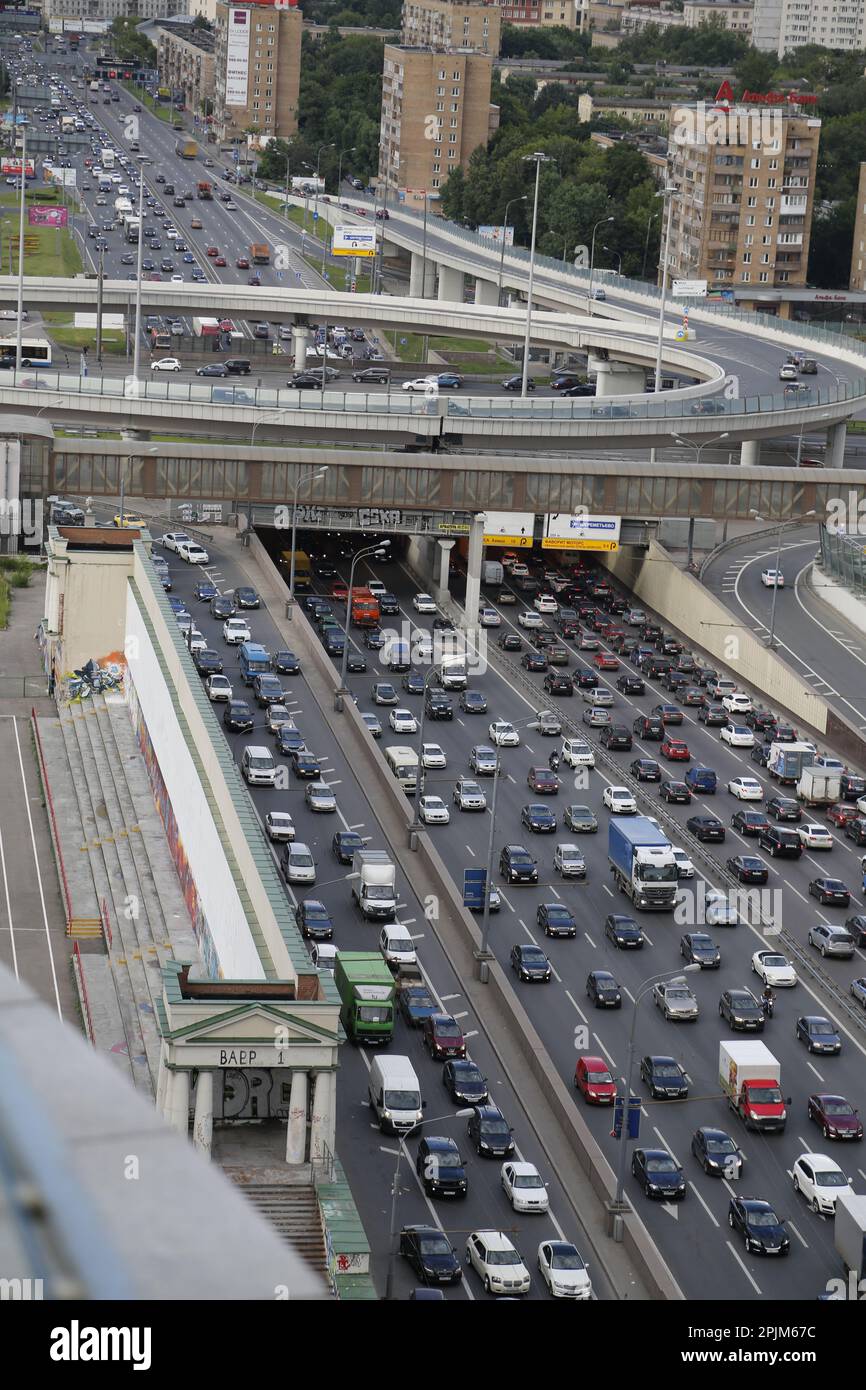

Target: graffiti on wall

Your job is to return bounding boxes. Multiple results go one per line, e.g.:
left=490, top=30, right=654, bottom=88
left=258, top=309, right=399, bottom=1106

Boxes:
left=62, top=653, right=127, bottom=704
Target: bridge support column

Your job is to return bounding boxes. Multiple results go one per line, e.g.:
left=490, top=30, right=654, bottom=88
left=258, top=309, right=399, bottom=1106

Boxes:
left=435, top=539, right=455, bottom=601
left=291, top=324, right=310, bottom=370
left=475, top=277, right=500, bottom=307
left=740, top=438, right=761, bottom=467
left=463, top=514, right=484, bottom=630
left=437, top=265, right=463, bottom=303
left=409, top=252, right=434, bottom=298
left=826, top=419, right=847, bottom=469
left=286, top=1068, right=309, bottom=1164
left=589, top=357, right=646, bottom=398
left=166, top=1068, right=190, bottom=1139
left=310, top=1070, right=336, bottom=1162
left=192, top=1070, right=214, bottom=1158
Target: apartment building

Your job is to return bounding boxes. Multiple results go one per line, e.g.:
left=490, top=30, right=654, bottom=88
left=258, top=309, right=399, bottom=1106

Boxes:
left=666, top=101, right=820, bottom=292
left=497, top=0, right=584, bottom=27
left=213, top=0, right=301, bottom=141
left=378, top=45, right=497, bottom=202
left=154, top=21, right=216, bottom=115
left=44, top=0, right=182, bottom=19
left=403, top=0, right=501, bottom=53
left=578, top=91, right=671, bottom=125
left=622, top=0, right=752, bottom=32
left=752, top=0, right=866, bottom=55
left=850, top=163, right=866, bottom=292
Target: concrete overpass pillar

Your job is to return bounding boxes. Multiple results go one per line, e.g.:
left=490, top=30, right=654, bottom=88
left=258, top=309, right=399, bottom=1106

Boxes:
left=410, top=252, right=434, bottom=298
left=740, top=438, right=761, bottom=467
left=437, top=265, right=463, bottom=302
left=589, top=357, right=646, bottom=398
left=826, top=420, right=847, bottom=469
left=463, top=514, right=485, bottom=629
left=435, top=539, right=455, bottom=600
left=291, top=324, right=310, bottom=370
left=475, top=277, right=500, bottom=307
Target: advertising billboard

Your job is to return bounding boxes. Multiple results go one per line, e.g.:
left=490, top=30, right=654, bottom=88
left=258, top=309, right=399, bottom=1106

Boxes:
left=478, top=225, right=515, bottom=247
left=28, top=206, right=68, bottom=227
left=543, top=512, right=621, bottom=551
left=482, top=511, right=534, bottom=547
left=225, top=7, right=250, bottom=107
left=332, top=225, right=376, bottom=257
left=1, top=158, right=35, bottom=177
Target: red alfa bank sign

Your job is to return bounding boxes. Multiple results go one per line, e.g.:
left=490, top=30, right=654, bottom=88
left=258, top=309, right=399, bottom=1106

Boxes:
left=715, top=80, right=818, bottom=107
left=672, top=81, right=817, bottom=148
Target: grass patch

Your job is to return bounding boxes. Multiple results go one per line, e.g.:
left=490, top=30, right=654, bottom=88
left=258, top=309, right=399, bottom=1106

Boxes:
left=50, top=326, right=126, bottom=353
left=0, top=205, right=82, bottom=277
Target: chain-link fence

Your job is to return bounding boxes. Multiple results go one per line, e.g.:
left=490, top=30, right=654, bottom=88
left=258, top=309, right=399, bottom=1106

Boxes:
left=819, top=526, right=866, bottom=596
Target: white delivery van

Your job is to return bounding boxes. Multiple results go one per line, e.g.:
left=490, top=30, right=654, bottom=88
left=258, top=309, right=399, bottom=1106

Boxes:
left=368, top=1054, right=425, bottom=1134
left=379, top=923, right=417, bottom=969
left=241, top=745, right=276, bottom=785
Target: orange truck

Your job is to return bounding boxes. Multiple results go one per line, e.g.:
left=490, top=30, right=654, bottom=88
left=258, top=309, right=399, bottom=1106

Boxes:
left=351, top=587, right=380, bottom=627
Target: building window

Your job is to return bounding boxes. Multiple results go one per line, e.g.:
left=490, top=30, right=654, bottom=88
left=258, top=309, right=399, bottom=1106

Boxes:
left=747, top=197, right=757, bottom=207
left=452, top=70, right=460, bottom=78
left=759, top=271, right=769, bottom=282
left=438, top=70, right=446, bottom=79
left=437, top=86, right=444, bottom=95
left=449, top=133, right=457, bottom=143
left=748, top=177, right=759, bottom=188
left=431, top=177, right=440, bottom=187
left=451, top=102, right=458, bottom=112
left=742, top=271, right=750, bottom=282
left=746, top=214, right=755, bottom=225
left=450, top=118, right=458, bottom=127
left=743, top=252, right=751, bottom=263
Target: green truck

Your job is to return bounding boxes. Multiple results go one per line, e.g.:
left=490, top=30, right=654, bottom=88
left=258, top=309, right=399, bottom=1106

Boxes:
left=335, top=952, right=395, bottom=1046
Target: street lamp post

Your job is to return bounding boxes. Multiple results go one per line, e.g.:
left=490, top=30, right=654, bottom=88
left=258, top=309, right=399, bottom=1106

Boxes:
left=14, top=122, right=27, bottom=370
left=315, top=142, right=335, bottom=277
left=520, top=153, right=553, bottom=399
left=337, top=145, right=356, bottom=195
left=610, top=965, right=701, bottom=1239
left=750, top=508, right=816, bottom=648
left=384, top=1109, right=473, bottom=1301
left=587, top=216, right=614, bottom=310
left=497, top=195, right=527, bottom=308
left=602, top=245, right=622, bottom=276
left=287, top=466, right=329, bottom=616
left=335, top=539, right=391, bottom=711
left=671, top=433, right=729, bottom=567
left=648, top=185, right=678, bottom=466
left=130, top=170, right=146, bottom=388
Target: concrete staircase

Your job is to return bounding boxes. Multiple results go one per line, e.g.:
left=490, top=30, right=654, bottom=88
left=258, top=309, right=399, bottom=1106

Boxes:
left=225, top=1168, right=328, bottom=1278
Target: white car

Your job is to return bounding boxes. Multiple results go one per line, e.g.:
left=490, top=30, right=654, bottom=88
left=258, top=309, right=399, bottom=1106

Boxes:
left=402, top=375, right=437, bottom=392
left=223, top=618, right=251, bottom=644
left=761, top=568, right=784, bottom=588
left=534, top=595, right=558, bottom=614
left=779, top=363, right=799, bottom=381
left=283, top=841, right=316, bottom=884
left=160, top=532, right=192, bottom=553
left=150, top=357, right=181, bottom=372
left=537, top=1240, right=592, bottom=1300
left=465, top=1231, right=530, bottom=1296
left=479, top=606, right=501, bottom=627
left=561, top=738, right=595, bottom=769
left=751, top=949, right=798, bottom=987
left=170, top=273, right=184, bottom=283
left=453, top=778, right=487, bottom=811
left=205, top=674, right=232, bottom=701
left=178, top=542, right=209, bottom=565
left=421, top=742, right=446, bottom=769
left=603, top=785, right=637, bottom=814
left=792, top=1153, right=854, bottom=1215
left=554, top=843, right=586, bottom=878
left=264, top=811, right=295, bottom=842
left=722, top=692, right=752, bottom=715
left=412, top=593, right=436, bottom=613
left=728, top=776, right=763, bottom=801
left=187, top=628, right=207, bottom=655
left=489, top=720, right=520, bottom=747
left=518, top=610, right=543, bottom=628
left=418, top=794, right=450, bottom=824
left=672, top=846, right=695, bottom=879
left=720, top=724, right=754, bottom=747
left=367, top=579, right=386, bottom=596
left=704, top=889, right=739, bottom=926
left=501, top=1161, right=550, bottom=1214
left=414, top=633, right=433, bottom=662
left=389, top=707, right=418, bottom=734
left=798, top=822, right=834, bottom=850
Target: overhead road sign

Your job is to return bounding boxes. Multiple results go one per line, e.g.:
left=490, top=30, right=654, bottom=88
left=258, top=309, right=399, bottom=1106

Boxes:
left=333, top=226, right=376, bottom=257
left=543, top=513, right=621, bottom=551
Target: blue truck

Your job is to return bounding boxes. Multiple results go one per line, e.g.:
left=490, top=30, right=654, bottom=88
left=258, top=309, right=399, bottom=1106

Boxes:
left=238, top=641, right=270, bottom=685
left=608, top=816, right=678, bottom=910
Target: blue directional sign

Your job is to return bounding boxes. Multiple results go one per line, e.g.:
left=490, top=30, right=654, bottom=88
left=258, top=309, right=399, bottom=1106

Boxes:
left=312, top=211, right=318, bottom=221
left=295, top=271, right=302, bottom=283
left=463, top=868, right=487, bottom=911
left=276, top=270, right=283, bottom=280
left=612, top=1097, right=641, bottom=1140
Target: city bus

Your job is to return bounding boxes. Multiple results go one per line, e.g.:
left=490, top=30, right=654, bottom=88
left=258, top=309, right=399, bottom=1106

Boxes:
left=0, top=337, right=53, bottom=368
left=384, top=745, right=419, bottom=795
left=280, top=550, right=313, bottom=592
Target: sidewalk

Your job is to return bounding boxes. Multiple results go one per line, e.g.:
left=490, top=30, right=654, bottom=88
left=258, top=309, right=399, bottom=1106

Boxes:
left=0, top=577, right=50, bottom=713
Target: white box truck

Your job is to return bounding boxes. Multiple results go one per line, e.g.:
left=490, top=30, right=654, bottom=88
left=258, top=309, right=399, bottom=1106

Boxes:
left=193, top=317, right=221, bottom=338
left=719, top=1040, right=787, bottom=1132
left=797, top=766, right=841, bottom=807
left=834, top=1192, right=866, bottom=1284
left=101, top=148, right=115, bottom=170
left=351, top=849, right=397, bottom=921
left=482, top=560, right=504, bottom=587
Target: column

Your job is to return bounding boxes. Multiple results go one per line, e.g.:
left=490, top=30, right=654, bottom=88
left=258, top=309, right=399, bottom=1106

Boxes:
left=291, top=324, right=310, bottom=372
left=826, top=420, right=847, bottom=469
left=192, top=1070, right=214, bottom=1158
left=435, top=538, right=455, bottom=599
left=310, top=1070, right=336, bottom=1161
left=166, top=1068, right=190, bottom=1138
left=475, top=277, right=500, bottom=307
left=285, top=1068, right=308, bottom=1164
left=156, top=1047, right=170, bottom=1119
left=409, top=252, right=426, bottom=298
left=463, top=513, right=485, bottom=629
left=740, top=438, right=761, bottom=467
left=590, top=358, right=645, bottom=398
left=437, top=265, right=463, bottom=303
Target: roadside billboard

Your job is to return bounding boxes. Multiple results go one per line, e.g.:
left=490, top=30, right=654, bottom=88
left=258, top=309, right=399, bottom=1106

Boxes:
left=28, top=206, right=68, bottom=227
left=332, top=225, right=376, bottom=257
left=543, top=512, right=621, bottom=551
left=478, top=225, right=515, bottom=247
left=1, top=158, right=35, bottom=177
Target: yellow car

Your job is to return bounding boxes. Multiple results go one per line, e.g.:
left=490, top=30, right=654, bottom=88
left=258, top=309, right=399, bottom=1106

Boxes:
left=113, top=514, right=147, bottom=528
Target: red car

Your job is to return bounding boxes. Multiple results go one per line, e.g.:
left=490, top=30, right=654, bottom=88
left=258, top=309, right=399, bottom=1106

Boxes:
left=422, top=1013, right=466, bottom=1060
left=235, top=256, right=250, bottom=269
left=214, top=256, right=227, bottom=267
left=661, top=737, right=690, bottom=761
left=574, top=1055, right=616, bottom=1105
left=827, top=803, right=858, bottom=827
left=354, top=206, right=367, bottom=216
left=206, top=246, right=219, bottom=257
left=527, top=766, right=559, bottom=794
left=594, top=652, right=619, bottom=671
left=331, top=581, right=349, bottom=601
left=806, top=1092, right=864, bottom=1140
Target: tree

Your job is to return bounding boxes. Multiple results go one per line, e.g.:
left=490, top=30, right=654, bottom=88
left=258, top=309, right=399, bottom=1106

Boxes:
left=733, top=48, right=777, bottom=92
left=808, top=198, right=856, bottom=289
left=108, top=17, right=156, bottom=67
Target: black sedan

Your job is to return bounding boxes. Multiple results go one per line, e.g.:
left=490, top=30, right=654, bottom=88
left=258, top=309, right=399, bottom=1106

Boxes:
left=443, top=1060, right=489, bottom=1105
left=844, top=914, right=866, bottom=948
left=796, top=1015, right=842, bottom=1054
left=719, top=988, right=765, bottom=1032
left=604, top=914, right=644, bottom=949
left=234, top=586, right=261, bottom=609
left=498, top=633, right=523, bottom=652
left=660, top=779, right=691, bottom=804
left=544, top=673, right=573, bottom=697
left=731, top=810, right=769, bottom=837
left=766, top=795, right=801, bottom=822
left=510, top=943, right=552, bottom=982
left=365, top=628, right=386, bottom=650
left=630, top=758, right=661, bottom=782
left=193, top=648, right=223, bottom=676
left=460, top=691, right=488, bottom=714
left=399, top=1225, right=462, bottom=1285
left=600, top=724, right=632, bottom=750
left=211, top=595, right=236, bottom=619
left=573, top=667, right=598, bottom=689
left=631, top=1148, right=686, bottom=1201
left=297, top=900, right=333, bottom=940
left=502, top=374, right=535, bottom=391
left=272, top=649, right=300, bottom=675
left=402, top=671, right=425, bottom=695
left=728, top=1198, right=789, bottom=1256
left=522, top=650, right=548, bottom=672
left=399, top=983, right=438, bottom=1027
left=196, top=363, right=229, bottom=377
left=223, top=700, right=253, bottom=732
left=276, top=725, right=306, bottom=755
left=291, top=372, right=324, bottom=389
left=332, top=829, right=364, bottom=864
left=639, top=1055, right=689, bottom=1099
left=536, top=902, right=577, bottom=937
left=586, top=970, right=622, bottom=1008
left=680, top=932, right=721, bottom=968
left=346, top=652, right=367, bottom=673
left=809, top=877, right=850, bottom=907
left=194, top=580, right=218, bottom=602
left=520, top=803, right=557, bottom=833
left=691, top=1127, right=743, bottom=1178
left=616, top=673, right=645, bottom=695
left=687, top=815, right=725, bottom=843
left=727, top=855, right=770, bottom=884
